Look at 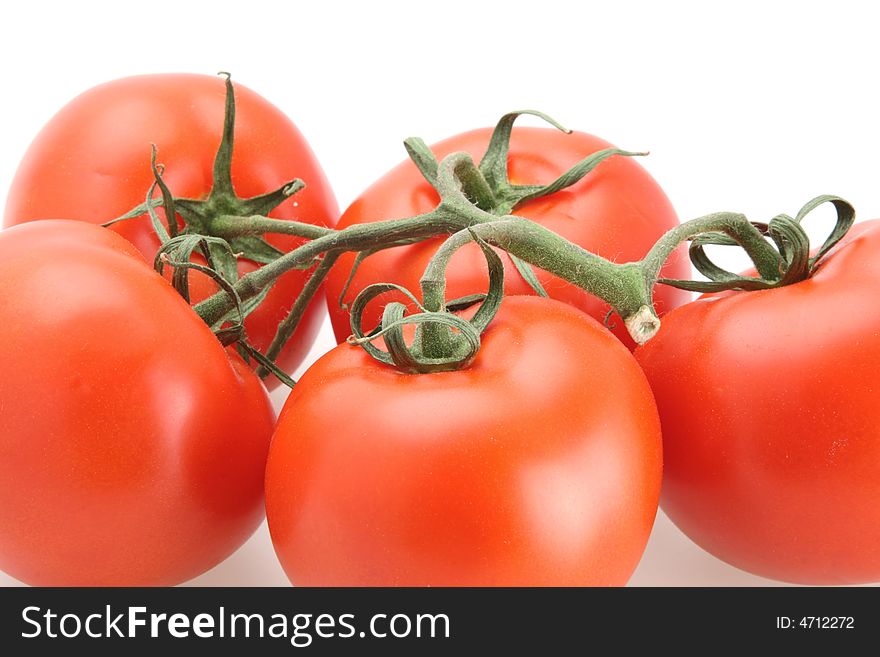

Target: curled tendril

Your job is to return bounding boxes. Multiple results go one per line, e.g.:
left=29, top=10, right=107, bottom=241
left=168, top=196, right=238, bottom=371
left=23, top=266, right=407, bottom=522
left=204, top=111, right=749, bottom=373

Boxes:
left=155, top=240, right=246, bottom=346
left=154, top=234, right=238, bottom=303
left=660, top=195, right=855, bottom=293
left=346, top=282, right=481, bottom=373
left=155, top=239, right=296, bottom=387
left=347, top=230, right=505, bottom=374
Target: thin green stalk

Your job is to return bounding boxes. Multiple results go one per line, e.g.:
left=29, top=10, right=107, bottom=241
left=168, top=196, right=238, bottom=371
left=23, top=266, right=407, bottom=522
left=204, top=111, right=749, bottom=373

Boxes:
left=641, top=212, right=781, bottom=284
left=256, top=251, right=341, bottom=378
left=194, top=205, right=484, bottom=326
left=210, top=215, right=336, bottom=240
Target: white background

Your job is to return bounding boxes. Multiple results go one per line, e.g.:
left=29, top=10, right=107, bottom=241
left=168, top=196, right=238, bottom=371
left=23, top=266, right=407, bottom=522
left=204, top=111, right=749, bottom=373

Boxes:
left=1, top=0, right=877, bottom=587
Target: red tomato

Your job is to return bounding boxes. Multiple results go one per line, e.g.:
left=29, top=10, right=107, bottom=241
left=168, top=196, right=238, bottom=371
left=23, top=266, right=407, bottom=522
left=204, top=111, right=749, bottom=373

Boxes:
left=635, top=220, right=880, bottom=584
left=0, top=221, right=275, bottom=586
left=325, top=127, right=689, bottom=348
left=3, top=74, right=338, bottom=386
left=266, top=296, right=662, bottom=586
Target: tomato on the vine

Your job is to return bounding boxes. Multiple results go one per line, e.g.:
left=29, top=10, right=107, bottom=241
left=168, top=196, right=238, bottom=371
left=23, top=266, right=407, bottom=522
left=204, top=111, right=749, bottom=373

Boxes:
left=636, top=219, right=880, bottom=584
left=0, top=220, right=275, bottom=586
left=325, top=125, right=689, bottom=349
left=4, top=74, right=338, bottom=386
left=266, top=295, right=662, bottom=586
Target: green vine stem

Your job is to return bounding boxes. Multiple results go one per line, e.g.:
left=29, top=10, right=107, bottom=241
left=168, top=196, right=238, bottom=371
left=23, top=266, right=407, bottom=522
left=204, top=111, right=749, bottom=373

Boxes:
left=420, top=218, right=657, bottom=340
left=197, top=185, right=853, bottom=372
left=194, top=145, right=639, bottom=343
left=115, top=78, right=856, bottom=380
left=253, top=252, right=340, bottom=378
left=115, top=95, right=648, bottom=378
left=191, top=122, right=856, bottom=371
left=107, top=80, right=672, bottom=381
left=209, top=214, right=335, bottom=240
left=336, top=195, right=853, bottom=374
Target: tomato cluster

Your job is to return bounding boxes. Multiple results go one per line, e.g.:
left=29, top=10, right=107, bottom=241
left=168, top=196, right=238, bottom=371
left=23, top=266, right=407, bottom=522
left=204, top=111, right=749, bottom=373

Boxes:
left=0, top=73, right=876, bottom=587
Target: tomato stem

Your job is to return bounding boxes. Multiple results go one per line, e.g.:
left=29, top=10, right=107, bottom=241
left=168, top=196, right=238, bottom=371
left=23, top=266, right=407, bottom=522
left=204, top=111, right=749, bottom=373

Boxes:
left=107, top=95, right=659, bottom=377
left=404, top=113, right=645, bottom=293
left=642, top=211, right=783, bottom=284
left=344, top=195, right=859, bottom=367
left=192, top=145, right=858, bottom=379
left=254, top=251, right=341, bottom=379
left=422, top=218, right=656, bottom=335
left=115, top=86, right=858, bottom=378
left=210, top=214, right=334, bottom=240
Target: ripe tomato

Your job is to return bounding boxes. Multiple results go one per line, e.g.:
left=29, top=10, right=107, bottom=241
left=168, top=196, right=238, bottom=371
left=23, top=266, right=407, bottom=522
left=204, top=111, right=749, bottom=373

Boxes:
left=635, top=220, right=880, bottom=584
left=0, top=221, right=275, bottom=586
left=3, top=74, right=338, bottom=386
left=325, top=127, right=689, bottom=349
left=266, top=296, right=662, bottom=586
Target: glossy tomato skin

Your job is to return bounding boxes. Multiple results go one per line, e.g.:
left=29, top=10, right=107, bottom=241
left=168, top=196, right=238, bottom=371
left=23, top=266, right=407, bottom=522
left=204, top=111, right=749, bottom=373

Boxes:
left=326, top=127, right=689, bottom=348
left=4, top=74, right=338, bottom=386
left=266, top=296, right=662, bottom=586
left=635, top=220, right=880, bottom=584
left=0, top=221, right=275, bottom=586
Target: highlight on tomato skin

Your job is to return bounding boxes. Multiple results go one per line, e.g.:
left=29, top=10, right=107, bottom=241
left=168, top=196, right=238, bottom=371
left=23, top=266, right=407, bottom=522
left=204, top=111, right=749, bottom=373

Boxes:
left=325, top=124, right=691, bottom=351
left=265, top=295, right=663, bottom=586
left=2, top=73, right=339, bottom=389
left=0, top=220, right=276, bottom=586
left=634, top=219, right=880, bottom=585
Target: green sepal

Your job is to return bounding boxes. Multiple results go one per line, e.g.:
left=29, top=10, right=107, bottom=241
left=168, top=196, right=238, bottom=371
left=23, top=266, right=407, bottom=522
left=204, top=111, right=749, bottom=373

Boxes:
left=403, top=111, right=644, bottom=292
left=237, top=179, right=305, bottom=217
left=107, top=72, right=305, bottom=271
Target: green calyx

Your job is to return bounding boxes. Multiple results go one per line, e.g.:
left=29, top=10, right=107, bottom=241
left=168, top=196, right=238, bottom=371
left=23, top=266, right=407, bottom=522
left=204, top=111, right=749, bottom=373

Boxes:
left=334, top=129, right=645, bottom=310
left=658, top=195, right=855, bottom=293
left=348, top=229, right=504, bottom=374
left=105, top=72, right=302, bottom=269
left=405, top=110, right=645, bottom=216
left=401, top=111, right=645, bottom=297
left=102, top=72, right=321, bottom=357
